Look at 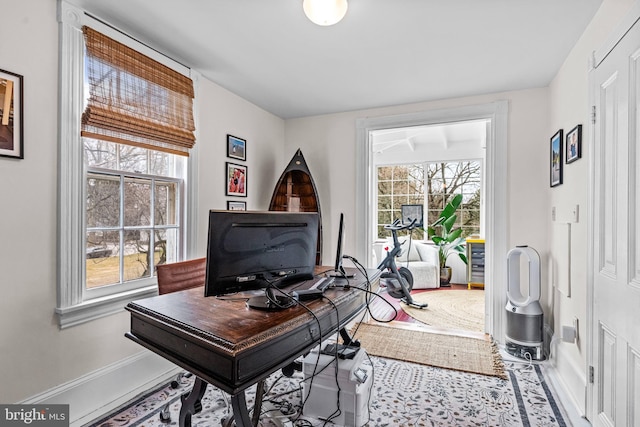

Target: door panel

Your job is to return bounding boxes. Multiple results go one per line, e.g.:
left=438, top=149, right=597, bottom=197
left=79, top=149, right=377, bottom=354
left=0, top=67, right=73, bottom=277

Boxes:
left=591, top=16, right=640, bottom=427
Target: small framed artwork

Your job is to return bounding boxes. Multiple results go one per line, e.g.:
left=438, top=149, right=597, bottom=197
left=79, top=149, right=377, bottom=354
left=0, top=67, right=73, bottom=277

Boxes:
left=226, top=162, right=247, bottom=197
left=0, top=68, right=24, bottom=159
left=550, top=129, right=563, bottom=187
left=227, top=134, right=246, bottom=161
left=565, top=124, right=582, bottom=164
left=227, top=201, right=246, bottom=211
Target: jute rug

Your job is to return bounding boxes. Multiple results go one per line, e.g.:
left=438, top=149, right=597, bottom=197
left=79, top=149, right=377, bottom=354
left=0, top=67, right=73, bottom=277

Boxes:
left=402, top=289, right=485, bottom=332
left=352, top=322, right=506, bottom=379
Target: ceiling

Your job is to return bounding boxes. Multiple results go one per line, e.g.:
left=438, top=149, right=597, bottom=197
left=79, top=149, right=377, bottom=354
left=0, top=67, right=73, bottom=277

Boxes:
left=372, top=119, right=487, bottom=154
left=68, top=0, right=603, bottom=120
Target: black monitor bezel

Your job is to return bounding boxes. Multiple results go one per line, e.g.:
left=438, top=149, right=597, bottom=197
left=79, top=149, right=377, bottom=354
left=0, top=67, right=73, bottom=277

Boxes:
left=204, top=210, right=319, bottom=297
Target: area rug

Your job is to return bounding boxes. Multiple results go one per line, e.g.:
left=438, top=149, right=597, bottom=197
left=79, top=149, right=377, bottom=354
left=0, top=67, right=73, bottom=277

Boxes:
left=88, top=358, right=567, bottom=426
left=401, top=289, right=485, bottom=332
left=351, top=322, right=506, bottom=379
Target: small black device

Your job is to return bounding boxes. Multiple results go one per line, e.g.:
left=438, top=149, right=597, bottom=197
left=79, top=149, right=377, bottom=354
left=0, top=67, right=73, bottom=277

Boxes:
left=321, top=343, right=359, bottom=359
left=292, top=288, right=324, bottom=301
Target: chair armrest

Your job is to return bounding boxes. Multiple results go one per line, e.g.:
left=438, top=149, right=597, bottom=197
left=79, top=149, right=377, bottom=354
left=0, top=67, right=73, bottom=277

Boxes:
left=415, top=243, right=439, bottom=265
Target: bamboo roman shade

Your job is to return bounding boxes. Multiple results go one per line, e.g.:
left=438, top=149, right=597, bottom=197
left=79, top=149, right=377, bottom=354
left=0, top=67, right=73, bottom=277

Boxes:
left=81, top=26, right=196, bottom=156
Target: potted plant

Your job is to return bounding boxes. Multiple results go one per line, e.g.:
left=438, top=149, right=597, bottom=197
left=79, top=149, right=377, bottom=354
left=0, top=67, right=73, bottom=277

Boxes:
left=427, top=193, right=468, bottom=286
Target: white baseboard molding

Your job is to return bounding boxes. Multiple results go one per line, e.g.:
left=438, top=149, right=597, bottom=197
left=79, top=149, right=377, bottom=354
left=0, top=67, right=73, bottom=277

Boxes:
left=20, top=351, right=181, bottom=426
left=544, top=352, right=591, bottom=427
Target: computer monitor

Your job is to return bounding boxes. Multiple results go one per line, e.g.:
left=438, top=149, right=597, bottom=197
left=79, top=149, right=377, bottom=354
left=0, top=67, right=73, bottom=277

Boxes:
left=204, top=210, right=319, bottom=300
left=327, top=213, right=355, bottom=278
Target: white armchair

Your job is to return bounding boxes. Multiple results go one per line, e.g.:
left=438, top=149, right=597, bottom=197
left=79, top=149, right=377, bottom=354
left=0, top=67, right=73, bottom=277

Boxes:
left=373, top=239, right=440, bottom=289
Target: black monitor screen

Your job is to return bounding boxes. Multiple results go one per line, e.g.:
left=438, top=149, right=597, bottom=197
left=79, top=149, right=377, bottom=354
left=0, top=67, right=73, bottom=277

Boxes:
left=204, top=210, right=319, bottom=297
left=401, top=204, right=423, bottom=227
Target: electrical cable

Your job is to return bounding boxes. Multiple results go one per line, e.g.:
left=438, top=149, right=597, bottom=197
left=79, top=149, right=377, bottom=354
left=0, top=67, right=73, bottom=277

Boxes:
left=343, top=254, right=399, bottom=323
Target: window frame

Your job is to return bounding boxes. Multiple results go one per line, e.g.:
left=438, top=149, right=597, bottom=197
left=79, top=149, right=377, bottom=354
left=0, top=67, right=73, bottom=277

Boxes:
left=375, top=160, right=483, bottom=241
left=56, top=2, right=199, bottom=328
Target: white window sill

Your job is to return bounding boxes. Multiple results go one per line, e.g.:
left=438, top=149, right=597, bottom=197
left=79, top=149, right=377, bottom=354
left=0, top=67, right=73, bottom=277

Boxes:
left=55, top=285, right=158, bottom=329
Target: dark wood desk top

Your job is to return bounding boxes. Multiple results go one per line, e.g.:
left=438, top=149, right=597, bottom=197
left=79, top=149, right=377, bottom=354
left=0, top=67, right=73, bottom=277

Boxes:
left=126, top=266, right=380, bottom=394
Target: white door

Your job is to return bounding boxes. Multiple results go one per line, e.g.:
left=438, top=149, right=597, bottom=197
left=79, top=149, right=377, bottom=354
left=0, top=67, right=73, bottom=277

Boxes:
left=589, top=13, right=640, bottom=427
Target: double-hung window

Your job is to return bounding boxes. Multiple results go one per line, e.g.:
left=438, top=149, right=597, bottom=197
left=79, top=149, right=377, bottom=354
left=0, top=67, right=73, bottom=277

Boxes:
left=56, top=3, right=197, bottom=327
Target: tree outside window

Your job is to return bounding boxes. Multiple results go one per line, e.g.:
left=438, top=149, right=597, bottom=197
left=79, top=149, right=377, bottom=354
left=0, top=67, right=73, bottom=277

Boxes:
left=85, top=138, right=183, bottom=290
left=377, top=161, right=481, bottom=240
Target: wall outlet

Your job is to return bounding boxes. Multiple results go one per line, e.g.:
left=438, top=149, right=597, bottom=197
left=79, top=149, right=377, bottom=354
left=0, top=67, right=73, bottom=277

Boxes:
left=552, top=206, right=556, bottom=221
left=562, top=325, right=576, bottom=343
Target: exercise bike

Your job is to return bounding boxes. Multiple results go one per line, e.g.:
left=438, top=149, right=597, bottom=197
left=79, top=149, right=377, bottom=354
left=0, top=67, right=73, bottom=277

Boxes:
left=377, top=218, right=428, bottom=309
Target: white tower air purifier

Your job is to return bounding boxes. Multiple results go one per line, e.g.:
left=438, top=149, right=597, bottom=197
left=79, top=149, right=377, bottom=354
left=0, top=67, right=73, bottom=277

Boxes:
left=505, top=245, right=545, bottom=360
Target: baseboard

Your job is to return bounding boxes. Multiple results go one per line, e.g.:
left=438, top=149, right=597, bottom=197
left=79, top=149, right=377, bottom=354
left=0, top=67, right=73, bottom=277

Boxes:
left=544, top=353, right=591, bottom=427
left=19, top=351, right=181, bottom=426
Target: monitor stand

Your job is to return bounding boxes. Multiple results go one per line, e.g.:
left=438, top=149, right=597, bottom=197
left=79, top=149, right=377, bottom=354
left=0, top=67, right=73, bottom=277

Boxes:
left=247, top=289, right=295, bottom=311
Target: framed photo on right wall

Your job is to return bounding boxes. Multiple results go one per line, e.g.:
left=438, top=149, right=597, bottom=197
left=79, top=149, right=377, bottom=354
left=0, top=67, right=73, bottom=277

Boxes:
left=550, top=129, right=563, bottom=187
left=565, top=124, right=582, bottom=164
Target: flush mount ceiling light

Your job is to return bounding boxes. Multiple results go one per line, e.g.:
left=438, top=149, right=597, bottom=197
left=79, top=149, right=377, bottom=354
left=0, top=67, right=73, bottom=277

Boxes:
left=303, top=0, right=348, bottom=26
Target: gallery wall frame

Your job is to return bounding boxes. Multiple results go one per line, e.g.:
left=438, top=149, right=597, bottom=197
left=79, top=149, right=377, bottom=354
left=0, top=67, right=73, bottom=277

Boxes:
left=565, top=124, right=582, bottom=164
left=227, top=134, right=246, bottom=161
left=226, top=162, right=247, bottom=197
left=0, top=68, right=24, bottom=159
left=550, top=129, right=563, bottom=187
left=227, top=201, right=246, bottom=211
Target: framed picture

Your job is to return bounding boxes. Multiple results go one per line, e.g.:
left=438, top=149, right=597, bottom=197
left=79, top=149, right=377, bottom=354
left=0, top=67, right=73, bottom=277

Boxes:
left=550, top=129, right=563, bottom=187
left=226, top=162, right=247, bottom=197
left=0, top=69, right=24, bottom=159
left=227, top=134, right=246, bottom=161
left=227, top=201, right=246, bottom=211
left=565, top=124, right=582, bottom=164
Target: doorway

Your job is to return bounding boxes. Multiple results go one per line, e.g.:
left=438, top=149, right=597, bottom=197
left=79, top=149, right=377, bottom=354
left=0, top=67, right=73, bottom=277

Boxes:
left=355, top=101, right=508, bottom=341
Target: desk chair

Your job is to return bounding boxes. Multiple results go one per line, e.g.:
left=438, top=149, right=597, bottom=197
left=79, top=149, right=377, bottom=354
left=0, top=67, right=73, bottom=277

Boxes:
left=156, top=258, right=213, bottom=424
left=156, top=257, right=207, bottom=295
left=156, top=258, right=270, bottom=426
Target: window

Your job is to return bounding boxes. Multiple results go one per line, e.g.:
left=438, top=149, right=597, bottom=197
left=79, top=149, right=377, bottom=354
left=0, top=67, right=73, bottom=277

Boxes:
left=377, top=165, right=424, bottom=238
left=57, top=3, right=197, bottom=328
left=84, top=139, right=184, bottom=298
left=376, top=161, right=481, bottom=240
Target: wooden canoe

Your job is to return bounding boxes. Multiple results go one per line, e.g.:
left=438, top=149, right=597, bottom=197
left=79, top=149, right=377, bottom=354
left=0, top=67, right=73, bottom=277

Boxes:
left=269, top=149, right=322, bottom=265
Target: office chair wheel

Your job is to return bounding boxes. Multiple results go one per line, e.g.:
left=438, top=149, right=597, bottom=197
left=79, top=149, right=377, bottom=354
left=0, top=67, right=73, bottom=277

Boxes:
left=159, top=405, right=171, bottom=423
left=387, top=267, right=414, bottom=299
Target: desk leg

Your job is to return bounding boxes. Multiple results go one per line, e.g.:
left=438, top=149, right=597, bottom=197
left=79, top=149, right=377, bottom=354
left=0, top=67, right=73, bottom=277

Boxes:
left=231, top=391, right=253, bottom=426
left=228, top=379, right=266, bottom=427
left=179, top=377, right=207, bottom=427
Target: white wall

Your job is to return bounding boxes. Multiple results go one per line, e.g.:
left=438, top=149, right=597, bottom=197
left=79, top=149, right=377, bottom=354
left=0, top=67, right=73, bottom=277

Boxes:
left=285, top=89, right=550, bottom=281
left=0, top=0, right=285, bottom=405
left=194, top=78, right=286, bottom=254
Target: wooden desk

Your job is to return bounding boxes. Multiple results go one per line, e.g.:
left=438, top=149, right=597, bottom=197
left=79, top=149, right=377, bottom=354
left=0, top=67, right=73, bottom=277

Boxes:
left=125, top=266, right=379, bottom=426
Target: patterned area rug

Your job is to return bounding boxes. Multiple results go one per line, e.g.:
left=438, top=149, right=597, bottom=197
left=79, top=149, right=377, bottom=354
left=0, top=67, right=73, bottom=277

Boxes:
left=352, top=322, right=505, bottom=379
left=401, top=289, right=485, bottom=333
left=88, top=356, right=567, bottom=426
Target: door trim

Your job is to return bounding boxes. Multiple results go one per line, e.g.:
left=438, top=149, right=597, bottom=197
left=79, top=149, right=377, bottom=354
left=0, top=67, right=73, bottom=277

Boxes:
left=355, top=100, right=508, bottom=340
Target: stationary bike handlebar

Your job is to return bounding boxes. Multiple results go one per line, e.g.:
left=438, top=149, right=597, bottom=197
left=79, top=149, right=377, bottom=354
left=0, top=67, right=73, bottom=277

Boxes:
left=383, top=218, right=418, bottom=232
